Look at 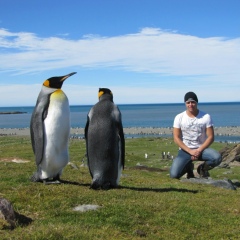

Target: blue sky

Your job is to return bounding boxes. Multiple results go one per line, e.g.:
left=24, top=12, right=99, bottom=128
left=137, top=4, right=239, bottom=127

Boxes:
left=0, top=0, right=239, bottom=106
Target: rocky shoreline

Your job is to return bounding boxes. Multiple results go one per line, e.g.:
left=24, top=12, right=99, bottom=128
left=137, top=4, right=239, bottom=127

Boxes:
left=1, top=126, right=240, bottom=137
left=0, top=111, right=27, bottom=114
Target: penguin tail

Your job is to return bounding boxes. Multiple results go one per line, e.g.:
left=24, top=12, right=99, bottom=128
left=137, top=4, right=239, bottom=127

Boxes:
left=30, top=172, right=41, bottom=182
left=101, top=182, right=111, bottom=190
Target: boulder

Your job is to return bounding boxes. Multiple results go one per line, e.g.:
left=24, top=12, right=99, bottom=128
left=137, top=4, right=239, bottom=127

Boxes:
left=0, top=198, right=16, bottom=229
left=219, top=144, right=240, bottom=167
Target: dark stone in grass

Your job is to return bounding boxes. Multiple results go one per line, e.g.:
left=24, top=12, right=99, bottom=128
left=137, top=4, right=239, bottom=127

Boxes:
left=181, top=178, right=237, bottom=190
left=232, top=180, right=240, bottom=187
left=135, top=229, right=147, bottom=237
left=0, top=198, right=16, bottom=229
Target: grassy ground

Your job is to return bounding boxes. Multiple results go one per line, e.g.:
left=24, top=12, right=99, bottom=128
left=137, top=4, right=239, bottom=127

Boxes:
left=0, top=136, right=239, bottom=239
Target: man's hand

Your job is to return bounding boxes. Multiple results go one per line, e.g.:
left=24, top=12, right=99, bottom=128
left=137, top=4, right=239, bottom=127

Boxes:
left=189, top=149, right=202, bottom=161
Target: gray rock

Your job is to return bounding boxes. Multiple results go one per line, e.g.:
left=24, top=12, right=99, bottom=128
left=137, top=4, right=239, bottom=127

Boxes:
left=73, top=204, right=101, bottom=212
left=0, top=198, right=16, bottom=229
left=181, top=178, right=237, bottom=190
left=135, top=229, right=147, bottom=237
left=219, top=163, right=230, bottom=169
left=219, top=144, right=240, bottom=168
left=222, top=170, right=233, bottom=175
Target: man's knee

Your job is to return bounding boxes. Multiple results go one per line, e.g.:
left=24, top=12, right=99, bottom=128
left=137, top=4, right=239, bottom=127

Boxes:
left=211, top=150, right=222, bottom=166
left=215, top=152, right=222, bottom=166
left=170, top=168, right=180, bottom=179
left=204, top=148, right=222, bottom=167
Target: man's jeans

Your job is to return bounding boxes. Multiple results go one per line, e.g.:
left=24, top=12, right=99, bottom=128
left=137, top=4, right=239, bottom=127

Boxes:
left=170, top=148, right=222, bottom=179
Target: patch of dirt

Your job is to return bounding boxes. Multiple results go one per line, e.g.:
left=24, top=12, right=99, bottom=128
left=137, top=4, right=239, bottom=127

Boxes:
left=0, top=158, right=30, bottom=163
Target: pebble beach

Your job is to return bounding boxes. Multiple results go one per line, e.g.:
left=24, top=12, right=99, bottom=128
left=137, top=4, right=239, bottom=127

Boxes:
left=1, top=126, right=240, bottom=137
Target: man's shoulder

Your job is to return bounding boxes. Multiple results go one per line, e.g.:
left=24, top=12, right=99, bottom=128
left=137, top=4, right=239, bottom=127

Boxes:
left=174, top=111, right=187, bottom=127
left=198, top=110, right=211, bottom=118
left=175, top=111, right=186, bottom=119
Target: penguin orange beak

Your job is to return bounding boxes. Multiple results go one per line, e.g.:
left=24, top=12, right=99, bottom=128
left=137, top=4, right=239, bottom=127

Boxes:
left=61, top=72, right=77, bottom=82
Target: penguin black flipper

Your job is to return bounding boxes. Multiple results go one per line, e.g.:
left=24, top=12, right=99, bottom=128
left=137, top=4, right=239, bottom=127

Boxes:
left=30, top=92, right=50, bottom=166
left=119, top=122, right=125, bottom=169
left=114, top=106, right=125, bottom=169
left=84, top=111, right=93, bottom=178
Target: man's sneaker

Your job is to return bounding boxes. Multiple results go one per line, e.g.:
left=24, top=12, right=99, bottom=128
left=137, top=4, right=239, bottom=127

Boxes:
left=197, top=162, right=210, bottom=178
left=187, top=162, right=195, bottom=179
left=187, top=172, right=195, bottom=179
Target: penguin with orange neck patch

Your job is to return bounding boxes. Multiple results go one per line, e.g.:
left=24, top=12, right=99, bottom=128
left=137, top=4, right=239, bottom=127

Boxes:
left=30, top=72, right=76, bottom=184
left=85, top=88, right=125, bottom=190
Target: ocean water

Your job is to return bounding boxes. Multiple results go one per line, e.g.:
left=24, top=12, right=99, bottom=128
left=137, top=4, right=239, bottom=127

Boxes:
left=0, top=102, right=240, bottom=142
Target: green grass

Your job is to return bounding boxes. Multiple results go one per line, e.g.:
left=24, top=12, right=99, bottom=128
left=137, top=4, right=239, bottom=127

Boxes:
left=0, top=136, right=240, bottom=239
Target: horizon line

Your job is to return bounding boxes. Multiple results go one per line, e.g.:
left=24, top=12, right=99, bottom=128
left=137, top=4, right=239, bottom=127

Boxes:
left=1, top=101, right=240, bottom=108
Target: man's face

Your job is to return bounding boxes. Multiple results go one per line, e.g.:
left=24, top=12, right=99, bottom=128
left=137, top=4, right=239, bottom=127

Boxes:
left=185, top=100, right=197, bottom=113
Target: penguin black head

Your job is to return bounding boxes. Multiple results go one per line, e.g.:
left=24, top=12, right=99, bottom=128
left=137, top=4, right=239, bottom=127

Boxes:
left=43, top=72, right=77, bottom=89
left=98, top=88, right=113, bottom=101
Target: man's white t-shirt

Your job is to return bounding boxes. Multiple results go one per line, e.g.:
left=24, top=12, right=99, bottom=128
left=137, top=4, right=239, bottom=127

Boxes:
left=173, top=110, right=213, bottom=149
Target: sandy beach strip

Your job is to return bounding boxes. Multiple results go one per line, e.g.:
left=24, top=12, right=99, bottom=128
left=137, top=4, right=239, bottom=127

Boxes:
left=1, top=126, right=240, bottom=137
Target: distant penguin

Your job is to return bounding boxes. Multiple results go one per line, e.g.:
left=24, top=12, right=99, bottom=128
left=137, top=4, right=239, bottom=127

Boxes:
left=30, top=72, right=77, bottom=183
left=85, top=88, right=125, bottom=190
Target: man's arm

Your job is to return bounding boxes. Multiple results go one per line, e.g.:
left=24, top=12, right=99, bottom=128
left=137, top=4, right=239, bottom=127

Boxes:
left=173, top=127, right=191, bottom=153
left=198, top=126, right=214, bottom=152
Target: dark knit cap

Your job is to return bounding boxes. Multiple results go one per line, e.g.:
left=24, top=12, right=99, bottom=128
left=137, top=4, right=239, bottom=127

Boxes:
left=184, top=92, right=198, bottom=103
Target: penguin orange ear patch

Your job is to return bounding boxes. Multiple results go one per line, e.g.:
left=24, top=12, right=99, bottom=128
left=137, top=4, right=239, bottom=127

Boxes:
left=43, top=80, right=50, bottom=87
left=98, top=91, right=104, bottom=98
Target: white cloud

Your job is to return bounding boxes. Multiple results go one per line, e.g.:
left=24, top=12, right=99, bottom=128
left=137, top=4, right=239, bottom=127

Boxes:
left=0, top=27, right=239, bottom=81
left=0, top=27, right=240, bottom=106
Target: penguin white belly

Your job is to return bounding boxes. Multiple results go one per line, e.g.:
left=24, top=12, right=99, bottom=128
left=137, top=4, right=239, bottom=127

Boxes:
left=41, top=90, right=70, bottom=179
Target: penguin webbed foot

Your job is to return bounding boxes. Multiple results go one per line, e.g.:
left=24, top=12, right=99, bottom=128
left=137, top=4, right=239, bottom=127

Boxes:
left=43, top=179, right=61, bottom=185
left=53, top=174, right=61, bottom=181
left=43, top=175, right=62, bottom=185
left=30, top=172, right=62, bottom=184
left=90, top=181, right=117, bottom=190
